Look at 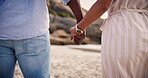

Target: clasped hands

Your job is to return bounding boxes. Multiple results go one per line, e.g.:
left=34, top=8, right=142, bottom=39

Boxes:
left=69, top=25, right=86, bottom=45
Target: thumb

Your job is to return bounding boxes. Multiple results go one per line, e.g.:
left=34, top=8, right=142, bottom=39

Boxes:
left=71, top=34, right=74, bottom=40
left=69, top=27, right=73, bottom=32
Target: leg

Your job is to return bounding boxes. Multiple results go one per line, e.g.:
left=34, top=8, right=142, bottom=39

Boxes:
left=14, top=33, right=50, bottom=78
left=0, top=40, right=16, bottom=78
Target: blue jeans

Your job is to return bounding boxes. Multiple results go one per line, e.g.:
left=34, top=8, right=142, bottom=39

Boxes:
left=0, top=32, right=50, bottom=78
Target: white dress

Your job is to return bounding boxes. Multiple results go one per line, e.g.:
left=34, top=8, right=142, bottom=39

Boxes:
left=100, top=0, right=148, bottom=78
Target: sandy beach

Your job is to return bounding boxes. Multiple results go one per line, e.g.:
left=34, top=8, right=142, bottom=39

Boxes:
left=14, top=45, right=102, bottom=78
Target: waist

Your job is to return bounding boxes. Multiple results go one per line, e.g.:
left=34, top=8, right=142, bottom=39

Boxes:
left=109, top=9, right=148, bottom=16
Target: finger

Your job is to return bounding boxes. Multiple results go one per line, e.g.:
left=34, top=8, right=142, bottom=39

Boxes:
left=71, top=34, right=74, bottom=40
left=74, top=35, right=82, bottom=42
left=74, top=40, right=81, bottom=45
left=74, top=37, right=81, bottom=43
left=75, top=34, right=84, bottom=38
left=69, top=27, right=73, bottom=32
left=80, top=32, right=85, bottom=36
left=74, top=36, right=82, bottom=45
left=71, top=36, right=73, bottom=40
left=80, top=33, right=85, bottom=39
left=74, top=35, right=85, bottom=45
left=69, top=27, right=74, bottom=40
left=75, top=34, right=85, bottom=40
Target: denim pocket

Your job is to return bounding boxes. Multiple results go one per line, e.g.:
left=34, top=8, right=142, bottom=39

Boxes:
left=24, top=34, right=48, bottom=55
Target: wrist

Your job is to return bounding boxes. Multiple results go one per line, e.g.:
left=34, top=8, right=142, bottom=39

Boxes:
left=75, top=24, right=84, bottom=35
left=77, top=24, right=85, bottom=31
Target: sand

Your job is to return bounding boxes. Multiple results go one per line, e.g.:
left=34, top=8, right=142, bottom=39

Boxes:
left=14, top=45, right=102, bottom=78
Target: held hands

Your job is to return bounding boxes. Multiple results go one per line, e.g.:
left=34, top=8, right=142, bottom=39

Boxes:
left=69, top=25, right=86, bottom=45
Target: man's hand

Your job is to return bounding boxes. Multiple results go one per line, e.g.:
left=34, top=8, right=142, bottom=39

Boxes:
left=67, top=0, right=85, bottom=45
left=74, top=31, right=85, bottom=45
left=69, top=26, right=85, bottom=45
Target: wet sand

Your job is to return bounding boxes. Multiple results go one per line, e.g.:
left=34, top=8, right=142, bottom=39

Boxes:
left=14, top=45, right=102, bottom=78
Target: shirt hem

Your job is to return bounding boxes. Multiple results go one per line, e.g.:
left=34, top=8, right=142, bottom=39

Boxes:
left=0, top=30, right=49, bottom=40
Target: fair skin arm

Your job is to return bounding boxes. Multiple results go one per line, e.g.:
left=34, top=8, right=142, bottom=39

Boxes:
left=70, top=0, right=112, bottom=39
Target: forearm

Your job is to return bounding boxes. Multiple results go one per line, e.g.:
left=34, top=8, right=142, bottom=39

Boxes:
left=77, top=0, right=112, bottom=30
left=68, top=0, right=83, bottom=23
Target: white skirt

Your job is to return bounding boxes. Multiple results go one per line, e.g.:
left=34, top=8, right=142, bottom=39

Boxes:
left=101, top=10, right=148, bottom=78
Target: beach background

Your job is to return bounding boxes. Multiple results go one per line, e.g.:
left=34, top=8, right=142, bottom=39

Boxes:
left=14, top=45, right=102, bottom=78
left=14, top=0, right=105, bottom=78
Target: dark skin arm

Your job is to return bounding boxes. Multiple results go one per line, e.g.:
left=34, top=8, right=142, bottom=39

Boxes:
left=67, top=0, right=85, bottom=45
left=67, top=0, right=83, bottom=23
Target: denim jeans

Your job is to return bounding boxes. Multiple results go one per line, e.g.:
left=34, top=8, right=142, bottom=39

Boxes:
left=0, top=32, right=50, bottom=78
